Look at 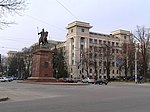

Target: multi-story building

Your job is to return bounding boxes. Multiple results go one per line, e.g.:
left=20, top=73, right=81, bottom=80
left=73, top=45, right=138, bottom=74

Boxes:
left=7, top=51, right=18, bottom=58
left=64, top=21, right=131, bottom=79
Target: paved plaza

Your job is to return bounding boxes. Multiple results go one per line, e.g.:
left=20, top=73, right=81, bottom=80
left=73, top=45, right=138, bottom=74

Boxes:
left=0, top=81, right=150, bottom=112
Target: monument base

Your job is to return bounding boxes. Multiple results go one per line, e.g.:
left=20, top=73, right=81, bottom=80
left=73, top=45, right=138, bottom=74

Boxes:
left=30, top=47, right=55, bottom=82
left=28, top=77, right=57, bottom=82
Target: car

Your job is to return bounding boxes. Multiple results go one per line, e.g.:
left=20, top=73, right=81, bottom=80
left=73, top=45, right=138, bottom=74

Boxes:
left=0, top=77, right=7, bottom=82
left=82, top=77, right=95, bottom=84
left=95, top=78, right=108, bottom=85
left=12, top=76, right=17, bottom=80
left=6, top=76, right=13, bottom=82
left=65, top=78, right=78, bottom=83
left=58, top=78, right=66, bottom=82
left=73, top=77, right=82, bottom=82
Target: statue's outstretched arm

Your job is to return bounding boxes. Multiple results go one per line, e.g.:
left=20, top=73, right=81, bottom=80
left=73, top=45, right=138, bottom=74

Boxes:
left=38, top=32, right=41, bottom=35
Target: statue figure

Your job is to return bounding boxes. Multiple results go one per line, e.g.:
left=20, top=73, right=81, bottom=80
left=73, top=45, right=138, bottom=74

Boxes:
left=38, top=28, right=48, bottom=46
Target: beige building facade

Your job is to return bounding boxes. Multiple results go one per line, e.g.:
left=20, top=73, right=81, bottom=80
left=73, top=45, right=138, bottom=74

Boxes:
left=65, top=21, right=131, bottom=79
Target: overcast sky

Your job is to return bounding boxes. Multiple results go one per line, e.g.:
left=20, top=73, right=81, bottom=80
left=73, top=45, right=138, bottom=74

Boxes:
left=0, top=0, right=150, bottom=56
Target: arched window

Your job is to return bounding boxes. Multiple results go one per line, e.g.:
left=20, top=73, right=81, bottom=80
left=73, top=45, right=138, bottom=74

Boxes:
left=117, top=70, right=119, bottom=74
left=99, top=69, right=101, bottom=73
left=112, top=70, right=115, bottom=74
left=90, top=69, right=92, bottom=73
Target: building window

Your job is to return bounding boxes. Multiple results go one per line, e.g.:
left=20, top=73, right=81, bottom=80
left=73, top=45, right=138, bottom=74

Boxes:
left=94, top=53, right=97, bottom=58
left=95, top=61, right=97, bottom=66
left=71, top=68, right=73, bottom=73
left=112, top=70, right=115, bottom=74
left=103, top=41, right=106, bottom=44
left=80, top=70, right=82, bottom=74
left=99, top=47, right=102, bottom=53
left=112, top=49, right=115, bottom=54
left=108, top=41, right=110, bottom=46
left=112, top=42, right=115, bottom=46
left=89, top=38, right=93, bottom=44
left=117, top=70, right=119, bottom=74
left=72, top=60, right=74, bottom=65
left=72, top=52, right=74, bottom=57
left=116, top=42, right=119, bottom=46
left=81, top=45, right=84, bottom=50
left=99, top=40, right=102, bottom=44
left=94, top=39, right=97, bottom=44
left=82, top=68, right=84, bottom=72
left=71, top=29, right=73, bottom=33
left=81, top=37, right=84, bottom=43
left=99, top=61, right=102, bottom=66
left=124, top=36, right=126, bottom=39
left=81, top=28, right=85, bottom=32
left=80, top=52, right=83, bottom=58
left=112, top=62, right=115, bottom=67
left=104, top=62, right=106, bottom=66
left=99, top=69, right=101, bottom=73
left=104, top=69, right=106, bottom=73
left=71, top=38, right=74, bottom=43
left=90, top=46, right=93, bottom=51
left=72, top=45, right=74, bottom=50
left=90, top=69, right=92, bottom=73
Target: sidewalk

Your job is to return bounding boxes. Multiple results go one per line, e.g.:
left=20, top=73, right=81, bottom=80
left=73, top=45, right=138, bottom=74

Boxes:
left=111, top=81, right=150, bottom=86
left=18, top=80, right=89, bottom=86
left=19, top=80, right=150, bottom=86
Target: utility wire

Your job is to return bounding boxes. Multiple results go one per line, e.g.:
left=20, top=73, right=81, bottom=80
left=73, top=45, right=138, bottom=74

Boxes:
left=26, top=14, right=66, bottom=32
left=55, top=0, right=79, bottom=20
left=0, top=46, right=20, bottom=50
left=0, top=37, right=35, bottom=45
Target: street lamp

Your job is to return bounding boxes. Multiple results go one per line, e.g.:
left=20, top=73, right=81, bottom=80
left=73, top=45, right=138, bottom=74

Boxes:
left=135, top=45, right=138, bottom=83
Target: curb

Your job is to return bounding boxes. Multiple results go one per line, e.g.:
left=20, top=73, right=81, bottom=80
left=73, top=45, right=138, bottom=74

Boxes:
left=18, top=81, right=89, bottom=86
left=0, top=97, right=9, bottom=102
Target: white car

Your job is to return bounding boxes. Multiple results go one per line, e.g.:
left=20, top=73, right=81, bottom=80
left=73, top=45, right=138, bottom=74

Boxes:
left=82, top=77, right=95, bottom=84
left=0, top=77, right=7, bottom=82
left=6, top=76, right=13, bottom=82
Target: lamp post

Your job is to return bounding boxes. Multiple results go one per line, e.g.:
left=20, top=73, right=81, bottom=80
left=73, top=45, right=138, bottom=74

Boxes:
left=135, top=46, right=138, bottom=83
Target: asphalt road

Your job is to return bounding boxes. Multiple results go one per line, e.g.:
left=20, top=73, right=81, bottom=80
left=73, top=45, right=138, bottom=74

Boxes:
left=0, top=81, right=150, bottom=112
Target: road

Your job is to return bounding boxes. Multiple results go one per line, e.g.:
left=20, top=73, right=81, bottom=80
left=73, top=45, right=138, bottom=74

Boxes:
left=0, top=81, right=150, bottom=112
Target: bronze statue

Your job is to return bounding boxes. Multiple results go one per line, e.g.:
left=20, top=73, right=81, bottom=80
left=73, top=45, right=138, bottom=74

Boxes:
left=38, top=28, right=48, bottom=46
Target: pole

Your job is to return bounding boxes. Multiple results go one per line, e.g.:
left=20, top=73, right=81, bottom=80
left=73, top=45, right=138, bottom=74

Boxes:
left=135, top=47, right=138, bottom=83
left=37, top=27, right=39, bottom=38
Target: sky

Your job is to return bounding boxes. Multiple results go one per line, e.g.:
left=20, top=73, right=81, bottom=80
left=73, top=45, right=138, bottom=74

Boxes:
left=0, top=0, right=150, bottom=56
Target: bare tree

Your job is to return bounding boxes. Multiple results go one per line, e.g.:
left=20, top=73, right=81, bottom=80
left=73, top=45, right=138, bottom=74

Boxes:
left=81, top=48, right=90, bottom=78
left=134, top=26, right=150, bottom=79
left=118, top=40, right=135, bottom=77
left=0, top=0, right=27, bottom=28
left=21, top=47, right=32, bottom=79
left=103, top=44, right=112, bottom=80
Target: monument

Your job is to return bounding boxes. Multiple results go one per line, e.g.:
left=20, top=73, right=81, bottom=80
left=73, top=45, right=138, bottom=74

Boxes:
left=29, top=28, right=56, bottom=82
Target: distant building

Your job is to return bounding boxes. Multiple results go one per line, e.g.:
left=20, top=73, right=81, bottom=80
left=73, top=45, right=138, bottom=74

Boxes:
left=7, top=51, right=18, bottom=58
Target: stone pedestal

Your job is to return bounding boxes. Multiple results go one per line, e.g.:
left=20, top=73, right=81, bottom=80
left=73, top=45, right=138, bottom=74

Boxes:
left=29, top=48, right=56, bottom=82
